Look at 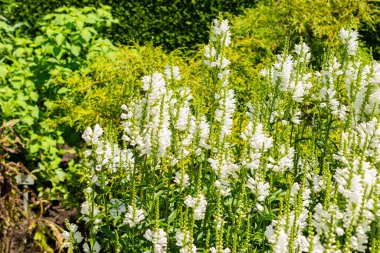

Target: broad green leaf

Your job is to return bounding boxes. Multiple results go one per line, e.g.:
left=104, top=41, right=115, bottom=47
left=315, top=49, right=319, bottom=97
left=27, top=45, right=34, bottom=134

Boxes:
left=55, top=169, right=66, bottom=181
left=29, top=105, right=39, bottom=118
left=29, top=143, right=40, bottom=153
left=57, top=87, right=68, bottom=94
left=0, top=64, right=8, bottom=78
left=55, top=33, right=65, bottom=46
left=76, top=19, right=84, bottom=29
left=70, top=45, right=81, bottom=56
left=29, top=92, right=39, bottom=102
left=44, top=100, right=54, bottom=109
left=22, top=116, right=34, bottom=125
left=81, top=28, right=92, bottom=42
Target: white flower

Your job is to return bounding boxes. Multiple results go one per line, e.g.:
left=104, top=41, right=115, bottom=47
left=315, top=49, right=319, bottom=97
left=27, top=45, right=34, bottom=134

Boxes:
left=212, top=19, right=230, bottom=35
left=124, top=205, right=145, bottom=228
left=294, top=42, right=310, bottom=63
left=81, top=201, right=90, bottom=216
left=212, top=19, right=231, bottom=47
left=210, top=247, right=231, bottom=253
left=175, top=105, right=190, bottom=131
left=243, top=123, right=273, bottom=152
left=274, top=54, right=293, bottom=91
left=184, top=193, right=207, bottom=220
left=246, top=177, right=270, bottom=201
left=83, top=241, right=100, bottom=253
left=176, top=229, right=196, bottom=252
left=165, top=65, right=181, bottom=81
left=267, top=145, right=295, bottom=173
left=144, top=229, right=167, bottom=253
left=204, top=45, right=216, bottom=58
left=339, top=28, right=358, bottom=56
left=336, top=227, right=344, bottom=236
left=142, top=72, right=166, bottom=93
left=83, top=243, right=90, bottom=253
left=82, top=124, right=103, bottom=144
left=256, top=203, right=264, bottom=212
left=73, top=231, right=83, bottom=243
left=174, top=172, right=190, bottom=189
left=198, top=116, right=210, bottom=149
left=215, top=89, right=236, bottom=139
left=62, top=231, right=70, bottom=240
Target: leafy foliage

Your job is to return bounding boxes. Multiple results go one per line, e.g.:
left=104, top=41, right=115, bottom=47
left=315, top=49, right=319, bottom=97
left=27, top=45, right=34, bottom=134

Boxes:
left=49, top=45, right=205, bottom=135
left=0, top=120, right=66, bottom=252
left=0, top=6, right=116, bottom=201
left=63, top=19, right=380, bottom=252
left=0, top=0, right=256, bottom=51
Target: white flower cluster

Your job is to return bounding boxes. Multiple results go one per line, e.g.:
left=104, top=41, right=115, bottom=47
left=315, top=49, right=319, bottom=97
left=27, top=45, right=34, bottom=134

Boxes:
left=83, top=124, right=134, bottom=175
left=265, top=181, right=311, bottom=253
left=62, top=223, right=83, bottom=248
left=269, top=43, right=313, bottom=104
left=339, top=28, right=359, bottom=56
left=184, top=193, right=208, bottom=220
left=120, top=65, right=212, bottom=172
left=144, top=228, right=168, bottom=253
left=246, top=177, right=269, bottom=203
left=176, top=229, right=197, bottom=253
left=82, top=124, right=103, bottom=144
left=215, top=89, right=236, bottom=141
left=210, top=247, right=231, bottom=253
left=267, top=144, right=295, bottom=173
left=266, top=115, right=380, bottom=252
left=124, top=205, right=145, bottom=228
left=174, top=172, right=190, bottom=189
left=208, top=155, right=239, bottom=196
left=211, top=19, right=231, bottom=47
left=121, top=71, right=171, bottom=158
left=348, top=61, right=380, bottom=119
left=83, top=241, right=101, bottom=253
left=204, top=18, right=231, bottom=76
left=165, top=65, right=181, bottom=81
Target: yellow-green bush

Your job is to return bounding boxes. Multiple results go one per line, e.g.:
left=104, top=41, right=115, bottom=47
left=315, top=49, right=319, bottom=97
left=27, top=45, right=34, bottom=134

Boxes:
left=225, top=0, right=380, bottom=111
left=50, top=45, right=205, bottom=136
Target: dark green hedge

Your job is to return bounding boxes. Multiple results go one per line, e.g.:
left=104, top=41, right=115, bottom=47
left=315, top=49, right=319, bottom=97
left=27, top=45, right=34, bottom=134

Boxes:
left=0, top=0, right=256, bottom=51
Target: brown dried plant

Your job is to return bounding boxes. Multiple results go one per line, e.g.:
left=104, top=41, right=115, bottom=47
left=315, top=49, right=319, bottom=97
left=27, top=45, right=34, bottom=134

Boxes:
left=0, top=120, right=67, bottom=253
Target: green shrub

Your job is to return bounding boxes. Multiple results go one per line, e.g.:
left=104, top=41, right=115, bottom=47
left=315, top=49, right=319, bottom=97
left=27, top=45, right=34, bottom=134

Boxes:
left=230, top=0, right=380, bottom=66
left=47, top=42, right=226, bottom=141
left=0, top=0, right=256, bottom=51
left=0, top=6, right=116, bottom=202
left=225, top=0, right=380, bottom=109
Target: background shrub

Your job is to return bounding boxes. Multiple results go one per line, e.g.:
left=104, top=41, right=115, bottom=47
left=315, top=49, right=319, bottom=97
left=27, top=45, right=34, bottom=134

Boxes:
left=0, top=6, right=116, bottom=202
left=0, top=0, right=256, bottom=51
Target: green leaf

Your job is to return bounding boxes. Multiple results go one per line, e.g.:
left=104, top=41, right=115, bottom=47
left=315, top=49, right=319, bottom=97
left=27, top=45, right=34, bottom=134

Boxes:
left=55, top=33, right=65, bottom=46
left=22, top=116, right=34, bottom=126
left=44, top=100, right=54, bottom=109
left=76, top=19, right=84, bottom=29
left=30, top=92, right=39, bottom=102
left=0, top=64, right=8, bottom=78
left=55, top=169, right=66, bottom=181
left=70, top=45, right=81, bottom=56
left=52, top=46, right=62, bottom=58
left=57, top=87, right=68, bottom=94
left=30, top=143, right=40, bottom=153
left=81, top=28, right=92, bottom=42
left=29, top=105, right=39, bottom=118
left=10, top=76, right=24, bottom=89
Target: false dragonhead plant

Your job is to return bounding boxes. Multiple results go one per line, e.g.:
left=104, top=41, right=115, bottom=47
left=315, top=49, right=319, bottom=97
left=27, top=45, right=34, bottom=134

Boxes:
left=66, top=17, right=380, bottom=253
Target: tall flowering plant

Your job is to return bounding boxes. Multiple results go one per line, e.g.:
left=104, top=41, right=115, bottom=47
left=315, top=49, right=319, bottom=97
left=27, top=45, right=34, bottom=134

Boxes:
left=63, top=17, right=380, bottom=253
